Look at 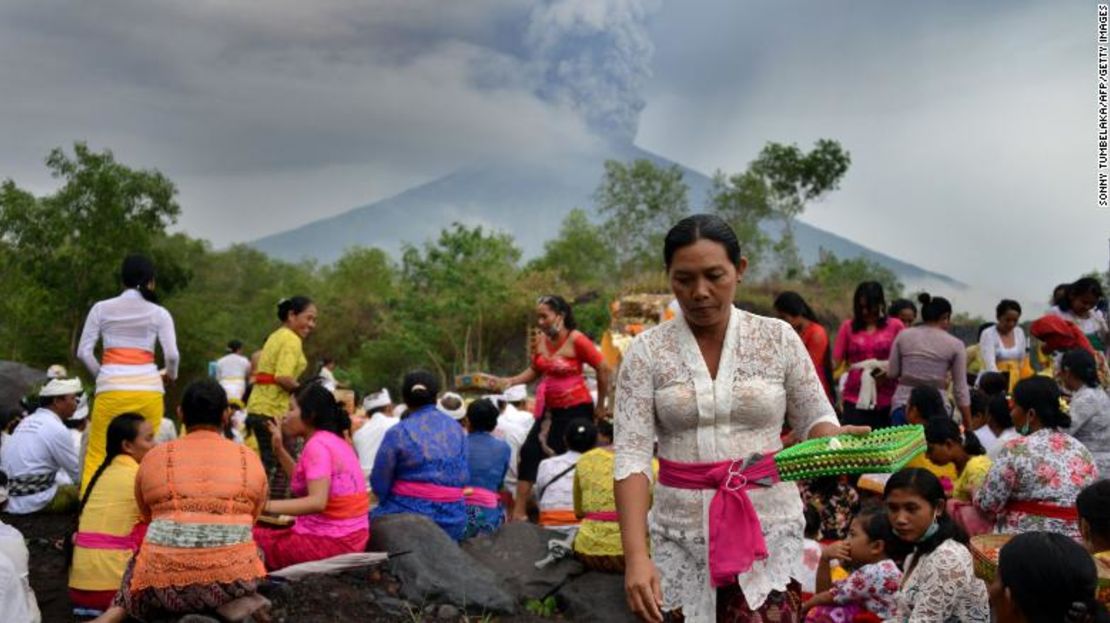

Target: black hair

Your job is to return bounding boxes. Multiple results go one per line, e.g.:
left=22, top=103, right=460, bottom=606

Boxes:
left=883, top=468, right=966, bottom=553
left=908, top=386, right=947, bottom=422
left=851, top=282, right=888, bottom=332
left=79, top=413, right=146, bottom=514
left=38, top=393, right=70, bottom=410
left=121, top=254, right=157, bottom=303
left=917, top=292, right=953, bottom=323
left=925, top=416, right=985, bottom=456
left=295, top=383, right=351, bottom=436
left=969, top=389, right=989, bottom=420
left=277, top=295, right=313, bottom=322
left=987, top=393, right=1014, bottom=430
left=773, top=291, right=818, bottom=323
left=1078, top=480, right=1110, bottom=546
left=537, top=294, right=578, bottom=331
left=564, top=417, right=598, bottom=454
left=595, top=418, right=614, bottom=442
left=1063, top=348, right=1101, bottom=388
left=180, top=378, right=229, bottom=428
left=996, top=299, right=1022, bottom=318
left=855, top=504, right=899, bottom=555
left=402, top=370, right=439, bottom=409
left=663, top=214, right=742, bottom=269
left=321, top=355, right=335, bottom=366
left=227, top=339, right=243, bottom=353
left=888, top=298, right=917, bottom=321
left=1060, top=278, right=1106, bottom=313
left=978, top=371, right=1009, bottom=397
left=803, top=505, right=821, bottom=539
left=1053, top=283, right=1071, bottom=306
left=999, top=531, right=1110, bottom=623
left=466, top=398, right=500, bottom=433
left=1013, top=376, right=1071, bottom=429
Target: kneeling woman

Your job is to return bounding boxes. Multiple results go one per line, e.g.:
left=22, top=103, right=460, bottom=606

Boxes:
left=255, top=383, right=370, bottom=570
left=69, top=413, right=154, bottom=615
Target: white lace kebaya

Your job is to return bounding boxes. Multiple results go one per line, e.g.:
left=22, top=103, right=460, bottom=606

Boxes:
left=614, top=307, right=838, bottom=621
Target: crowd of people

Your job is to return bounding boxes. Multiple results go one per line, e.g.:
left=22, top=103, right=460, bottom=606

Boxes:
left=0, top=215, right=1107, bottom=622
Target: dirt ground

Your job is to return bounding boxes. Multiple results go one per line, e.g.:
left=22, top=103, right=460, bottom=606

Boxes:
left=3, top=511, right=557, bottom=622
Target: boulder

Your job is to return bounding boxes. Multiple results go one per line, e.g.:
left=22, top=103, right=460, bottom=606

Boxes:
left=369, top=513, right=516, bottom=614
left=461, top=521, right=584, bottom=601
left=0, top=361, right=44, bottom=413
left=557, top=571, right=639, bottom=623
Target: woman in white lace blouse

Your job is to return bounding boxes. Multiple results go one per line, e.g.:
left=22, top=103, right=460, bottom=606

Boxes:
left=613, top=215, right=865, bottom=623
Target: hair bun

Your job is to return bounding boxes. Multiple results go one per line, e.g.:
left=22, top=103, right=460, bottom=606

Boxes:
left=917, top=292, right=932, bottom=306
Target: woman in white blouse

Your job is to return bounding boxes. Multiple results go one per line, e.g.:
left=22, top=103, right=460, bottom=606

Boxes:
left=614, top=215, right=865, bottom=623
left=76, top=254, right=178, bottom=492
left=978, top=299, right=1030, bottom=393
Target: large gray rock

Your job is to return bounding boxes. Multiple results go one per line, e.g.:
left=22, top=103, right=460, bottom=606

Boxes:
left=461, top=521, right=584, bottom=601
left=369, top=513, right=517, bottom=614
left=0, top=361, right=44, bottom=412
left=557, top=571, right=638, bottom=623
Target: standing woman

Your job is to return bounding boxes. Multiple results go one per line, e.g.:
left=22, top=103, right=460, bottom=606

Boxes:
left=615, top=214, right=864, bottom=623
left=246, top=296, right=316, bottom=495
left=978, top=299, right=1032, bottom=393
left=77, top=254, right=179, bottom=492
left=888, top=298, right=918, bottom=327
left=1052, top=277, right=1109, bottom=355
left=216, top=340, right=252, bottom=402
left=883, top=468, right=989, bottom=622
left=498, top=295, right=610, bottom=521
left=887, top=293, right=972, bottom=428
left=774, top=291, right=834, bottom=405
left=832, top=282, right=904, bottom=429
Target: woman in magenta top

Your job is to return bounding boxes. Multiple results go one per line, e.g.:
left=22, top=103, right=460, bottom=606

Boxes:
left=499, top=295, right=611, bottom=521
left=832, top=281, right=904, bottom=429
left=254, top=384, right=369, bottom=571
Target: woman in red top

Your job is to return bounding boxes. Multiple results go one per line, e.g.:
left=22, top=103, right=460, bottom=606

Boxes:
left=774, top=291, right=834, bottom=405
left=499, top=295, right=611, bottom=521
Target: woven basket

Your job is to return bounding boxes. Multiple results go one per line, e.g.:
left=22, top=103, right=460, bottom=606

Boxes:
left=774, top=425, right=925, bottom=481
left=970, top=533, right=1011, bottom=583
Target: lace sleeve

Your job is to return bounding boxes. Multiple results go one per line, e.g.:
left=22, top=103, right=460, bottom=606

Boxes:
left=613, top=335, right=656, bottom=483
left=905, top=544, right=989, bottom=623
left=781, top=322, right=838, bottom=438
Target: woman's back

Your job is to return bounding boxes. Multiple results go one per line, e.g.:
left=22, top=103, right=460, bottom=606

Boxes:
left=890, top=325, right=969, bottom=410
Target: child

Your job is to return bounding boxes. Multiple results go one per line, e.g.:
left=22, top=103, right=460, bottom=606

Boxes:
left=802, top=505, right=902, bottom=622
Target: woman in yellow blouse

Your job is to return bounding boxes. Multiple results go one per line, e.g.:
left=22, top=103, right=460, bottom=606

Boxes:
left=246, top=296, right=316, bottom=495
left=68, top=413, right=155, bottom=615
left=903, top=387, right=959, bottom=486
left=572, top=421, right=657, bottom=572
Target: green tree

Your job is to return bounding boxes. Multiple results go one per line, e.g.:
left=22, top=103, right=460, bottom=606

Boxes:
left=0, top=143, right=181, bottom=368
left=595, top=159, right=689, bottom=277
left=707, top=169, right=775, bottom=269
left=806, top=249, right=903, bottom=301
left=526, top=208, right=616, bottom=290
left=718, top=140, right=850, bottom=278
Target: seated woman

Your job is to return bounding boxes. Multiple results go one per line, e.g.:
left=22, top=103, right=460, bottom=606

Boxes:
left=991, top=531, right=1110, bottom=623
left=572, top=419, right=656, bottom=572
left=975, top=376, right=1099, bottom=539
left=925, top=416, right=993, bottom=536
left=254, top=383, right=370, bottom=570
left=902, top=387, right=958, bottom=486
left=884, top=468, right=989, bottom=622
left=93, top=379, right=269, bottom=623
left=535, top=418, right=596, bottom=534
left=69, top=413, right=154, bottom=615
left=1078, top=480, right=1110, bottom=567
left=462, top=399, right=511, bottom=539
left=372, top=371, right=469, bottom=540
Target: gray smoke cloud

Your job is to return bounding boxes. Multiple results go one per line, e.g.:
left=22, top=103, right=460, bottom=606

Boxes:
left=526, top=0, right=662, bottom=144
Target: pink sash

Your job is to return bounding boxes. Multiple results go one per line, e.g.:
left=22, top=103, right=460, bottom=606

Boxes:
left=391, top=480, right=464, bottom=503
left=657, top=454, right=780, bottom=587
left=584, top=510, right=619, bottom=522
left=463, top=486, right=501, bottom=509
left=74, top=525, right=144, bottom=551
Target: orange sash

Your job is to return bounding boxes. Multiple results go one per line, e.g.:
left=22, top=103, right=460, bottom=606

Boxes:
left=538, top=509, right=579, bottom=526
left=323, top=492, right=370, bottom=520
left=103, top=347, right=155, bottom=365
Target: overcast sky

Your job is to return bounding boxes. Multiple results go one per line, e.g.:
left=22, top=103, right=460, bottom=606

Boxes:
left=1, top=0, right=1107, bottom=311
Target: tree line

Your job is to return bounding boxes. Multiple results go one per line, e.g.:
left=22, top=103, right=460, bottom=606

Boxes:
left=1, top=141, right=905, bottom=397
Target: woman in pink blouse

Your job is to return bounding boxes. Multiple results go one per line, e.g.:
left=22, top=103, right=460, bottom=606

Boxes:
left=832, top=282, right=904, bottom=429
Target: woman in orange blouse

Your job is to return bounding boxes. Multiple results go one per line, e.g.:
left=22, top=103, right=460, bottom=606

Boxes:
left=94, top=379, right=269, bottom=623
left=775, top=291, right=835, bottom=404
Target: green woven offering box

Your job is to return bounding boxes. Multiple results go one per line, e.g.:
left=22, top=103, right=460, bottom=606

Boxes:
left=774, top=425, right=925, bottom=481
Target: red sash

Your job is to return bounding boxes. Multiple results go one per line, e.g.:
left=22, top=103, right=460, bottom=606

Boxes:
left=1005, top=500, right=1078, bottom=521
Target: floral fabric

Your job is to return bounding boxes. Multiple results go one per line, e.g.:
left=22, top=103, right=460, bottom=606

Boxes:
left=798, top=480, right=859, bottom=541
left=614, top=308, right=839, bottom=621
left=973, top=428, right=1098, bottom=538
